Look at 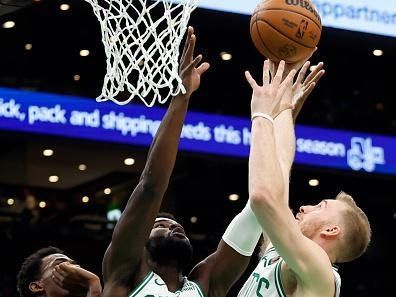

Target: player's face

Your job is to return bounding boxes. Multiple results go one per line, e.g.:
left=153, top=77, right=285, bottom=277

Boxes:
left=146, top=219, right=193, bottom=271
left=150, top=219, right=189, bottom=241
left=38, top=254, right=77, bottom=297
left=296, top=199, right=344, bottom=239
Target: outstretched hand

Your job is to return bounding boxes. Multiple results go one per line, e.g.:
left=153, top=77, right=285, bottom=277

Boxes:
left=52, top=262, right=102, bottom=297
left=267, top=48, right=325, bottom=121
left=245, top=60, right=296, bottom=120
left=179, top=26, right=210, bottom=98
left=291, top=61, right=325, bottom=121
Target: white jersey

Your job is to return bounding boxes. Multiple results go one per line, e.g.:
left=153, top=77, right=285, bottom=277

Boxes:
left=238, top=247, right=341, bottom=297
left=128, top=271, right=205, bottom=297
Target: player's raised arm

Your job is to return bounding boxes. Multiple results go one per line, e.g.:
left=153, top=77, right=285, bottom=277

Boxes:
left=246, top=61, right=335, bottom=296
left=272, top=59, right=325, bottom=203
left=186, top=60, right=324, bottom=296
left=102, top=26, right=210, bottom=284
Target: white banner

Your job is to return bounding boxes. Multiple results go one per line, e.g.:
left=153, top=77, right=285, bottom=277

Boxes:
left=179, top=0, right=396, bottom=38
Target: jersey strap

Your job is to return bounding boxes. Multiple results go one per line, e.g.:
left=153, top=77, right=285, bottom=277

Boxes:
left=333, top=269, right=342, bottom=297
left=128, top=271, right=154, bottom=297
left=274, top=260, right=287, bottom=297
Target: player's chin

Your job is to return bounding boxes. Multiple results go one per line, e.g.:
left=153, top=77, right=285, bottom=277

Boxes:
left=170, top=232, right=190, bottom=242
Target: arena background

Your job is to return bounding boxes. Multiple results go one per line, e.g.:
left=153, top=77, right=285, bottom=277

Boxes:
left=0, top=0, right=395, bottom=296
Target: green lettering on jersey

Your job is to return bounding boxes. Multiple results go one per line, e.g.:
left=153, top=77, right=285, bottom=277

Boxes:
left=252, top=273, right=270, bottom=297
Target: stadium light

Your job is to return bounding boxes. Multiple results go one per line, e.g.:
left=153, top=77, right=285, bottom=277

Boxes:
left=309, top=179, right=319, bottom=187
left=229, top=194, right=239, bottom=201
left=49, top=176, right=59, bottom=183
left=3, top=21, right=15, bottom=29
left=373, top=49, right=383, bottom=57
left=220, top=51, right=232, bottom=61
left=43, top=149, right=54, bottom=157
left=60, top=4, right=70, bottom=11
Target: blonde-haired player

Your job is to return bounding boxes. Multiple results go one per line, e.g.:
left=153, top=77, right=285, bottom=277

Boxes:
left=237, top=59, right=372, bottom=297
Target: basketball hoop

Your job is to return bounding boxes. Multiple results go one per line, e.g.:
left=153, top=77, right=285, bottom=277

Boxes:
left=84, top=0, right=198, bottom=107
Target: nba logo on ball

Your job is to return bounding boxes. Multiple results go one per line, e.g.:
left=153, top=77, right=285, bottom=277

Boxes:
left=295, top=19, right=309, bottom=39
left=250, top=0, right=322, bottom=63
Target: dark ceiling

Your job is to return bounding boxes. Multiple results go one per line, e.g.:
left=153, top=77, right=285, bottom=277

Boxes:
left=0, top=1, right=394, bottom=297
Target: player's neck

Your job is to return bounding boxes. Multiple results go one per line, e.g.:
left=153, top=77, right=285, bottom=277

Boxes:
left=150, top=261, right=185, bottom=292
left=312, top=237, right=337, bottom=264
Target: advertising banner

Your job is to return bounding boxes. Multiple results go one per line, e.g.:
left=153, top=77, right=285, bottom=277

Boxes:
left=0, top=87, right=394, bottom=175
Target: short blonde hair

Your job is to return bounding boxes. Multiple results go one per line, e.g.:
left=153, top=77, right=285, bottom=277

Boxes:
left=336, top=192, right=371, bottom=263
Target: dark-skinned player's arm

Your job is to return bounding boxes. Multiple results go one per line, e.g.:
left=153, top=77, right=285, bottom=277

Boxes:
left=247, top=61, right=335, bottom=297
left=102, top=26, right=210, bottom=284
left=188, top=204, right=262, bottom=297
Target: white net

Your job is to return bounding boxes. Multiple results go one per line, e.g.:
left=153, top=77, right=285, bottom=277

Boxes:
left=85, top=0, right=198, bottom=106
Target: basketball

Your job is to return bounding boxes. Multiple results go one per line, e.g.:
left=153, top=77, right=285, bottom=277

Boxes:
left=250, top=0, right=322, bottom=63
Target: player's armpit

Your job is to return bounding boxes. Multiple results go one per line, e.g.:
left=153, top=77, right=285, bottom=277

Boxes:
left=188, top=240, right=251, bottom=297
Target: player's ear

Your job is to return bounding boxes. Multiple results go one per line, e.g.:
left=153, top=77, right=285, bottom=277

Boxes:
left=320, top=225, right=340, bottom=239
left=29, top=281, right=44, bottom=293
